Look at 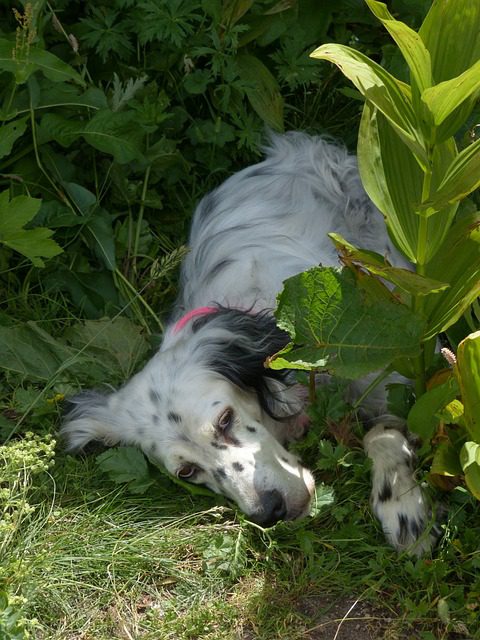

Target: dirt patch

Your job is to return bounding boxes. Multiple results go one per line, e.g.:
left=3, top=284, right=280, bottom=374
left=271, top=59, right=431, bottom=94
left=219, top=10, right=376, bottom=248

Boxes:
left=297, top=595, right=408, bottom=640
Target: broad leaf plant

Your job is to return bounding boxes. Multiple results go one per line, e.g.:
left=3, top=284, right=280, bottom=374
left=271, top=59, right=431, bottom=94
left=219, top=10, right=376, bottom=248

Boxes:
left=270, top=0, right=480, bottom=499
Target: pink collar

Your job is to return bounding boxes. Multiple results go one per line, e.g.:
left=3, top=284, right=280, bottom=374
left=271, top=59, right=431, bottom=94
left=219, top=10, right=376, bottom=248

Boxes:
left=172, top=306, right=218, bottom=334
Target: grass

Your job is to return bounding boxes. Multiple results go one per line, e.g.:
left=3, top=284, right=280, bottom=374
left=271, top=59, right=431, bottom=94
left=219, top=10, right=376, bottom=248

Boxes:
left=2, top=415, right=480, bottom=639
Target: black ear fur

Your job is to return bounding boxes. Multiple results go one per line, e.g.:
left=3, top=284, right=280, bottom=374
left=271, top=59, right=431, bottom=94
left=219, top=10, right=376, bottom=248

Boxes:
left=194, top=307, right=297, bottom=419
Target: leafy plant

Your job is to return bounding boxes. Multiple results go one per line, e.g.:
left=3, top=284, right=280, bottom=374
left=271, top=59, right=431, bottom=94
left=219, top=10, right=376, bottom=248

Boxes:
left=270, top=0, right=480, bottom=499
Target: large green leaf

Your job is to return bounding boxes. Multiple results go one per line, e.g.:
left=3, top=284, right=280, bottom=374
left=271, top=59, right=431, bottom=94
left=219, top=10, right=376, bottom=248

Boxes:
left=423, top=215, right=480, bottom=338
left=236, top=54, right=284, bottom=131
left=419, top=0, right=480, bottom=143
left=311, top=43, right=426, bottom=163
left=365, top=0, right=432, bottom=93
left=419, top=0, right=480, bottom=83
left=64, top=318, right=150, bottom=381
left=0, top=38, right=85, bottom=86
left=420, top=139, right=480, bottom=214
left=422, top=61, right=480, bottom=129
left=328, top=232, right=448, bottom=296
left=460, top=442, right=480, bottom=500
left=407, top=375, right=459, bottom=441
left=0, top=322, right=74, bottom=381
left=82, top=110, right=145, bottom=164
left=40, top=113, right=84, bottom=147
left=269, top=267, right=423, bottom=379
left=358, top=104, right=457, bottom=263
left=0, top=116, right=28, bottom=159
left=96, top=447, right=156, bottom=495
left=0, top=190, right=62, bottom=267
left=456, top=332, right=480, bottom=441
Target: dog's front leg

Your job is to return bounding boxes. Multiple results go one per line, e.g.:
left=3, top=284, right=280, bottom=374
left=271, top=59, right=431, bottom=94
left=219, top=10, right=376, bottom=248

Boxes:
left=363, top=420, right=441, bottom=556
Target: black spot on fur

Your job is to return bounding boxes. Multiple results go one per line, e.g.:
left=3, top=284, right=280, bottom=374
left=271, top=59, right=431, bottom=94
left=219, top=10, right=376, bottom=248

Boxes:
left=410, top=519, right=423, bottom=540
left=196, top=307, right=295, bottom=420
left=149, top=389, right=161, bottom=404
left=246, top=426, right=257, bottom=433
left=168, top=411, right=182, bottom=424
left=213, top=468, right=227, bottom=485
left=152, top=414, right=159, bottom=425
left=225, top=434, right=241, bottom=447
left=196, top=190, right=219, bottom=222
left=204, top=259, right=235, bottom=285
left=281, top=456, right=288, bottom=463
left=378, top=481, right=392, bottom=502
left=138, top=427, right=145, bottom=436
left=150, top=442, right=158, bottom=454
left=232, top=462, right=244, bottom=472
left=398, top=514, right=409, bottom=545
left=211, top=440, right=227, bottom=450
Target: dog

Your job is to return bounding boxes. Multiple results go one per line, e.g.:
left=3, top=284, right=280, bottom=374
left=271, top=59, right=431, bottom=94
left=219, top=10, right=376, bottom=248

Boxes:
left=62, top=132, right=437, bottom=554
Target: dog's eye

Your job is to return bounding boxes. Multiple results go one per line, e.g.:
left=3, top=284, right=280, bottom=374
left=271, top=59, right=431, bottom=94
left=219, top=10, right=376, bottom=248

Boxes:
left=177, top=464, right=198, bottom=480
left=217, top=407, right=234, bottom=432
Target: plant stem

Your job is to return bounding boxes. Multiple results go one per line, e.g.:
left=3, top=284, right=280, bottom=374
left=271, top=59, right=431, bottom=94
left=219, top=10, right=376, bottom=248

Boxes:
left=133, top=163, right=151, bottom=275
left=412, top=163, right=433, bottom=398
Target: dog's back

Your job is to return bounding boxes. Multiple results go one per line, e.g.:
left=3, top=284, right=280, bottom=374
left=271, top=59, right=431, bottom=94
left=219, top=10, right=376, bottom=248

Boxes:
left=174, top=132, right=399, bottom=319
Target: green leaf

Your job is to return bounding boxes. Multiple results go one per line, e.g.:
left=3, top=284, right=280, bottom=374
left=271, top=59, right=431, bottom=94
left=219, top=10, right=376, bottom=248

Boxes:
left=309, top=483, right=335, bottom=517
left=430, top=439, right=463, bottom=478
left=407, top=375, right=459, bottom=441
left=96, top=447, right=156, bottom=494
left=0, top=190, right=62, bottom=266
left=358, top=104, right=457, bottom=262
left=423, top=215, right=480, bottom=338
left=419, top=0, right=480, bottom=83
left=0, top=322, right=74, bottom=381
left=0, top=116, right=28, bottom=159
left=328, top=232, right=448, bottom=295
left=311, top=43, right=426, bottom=163
left=420, top=139, right=480, bottom=214
left=64, top=318, right=150, bottom=381
left=456, top=331, right=480, bottom=440
left=82, top=110, right=145, bottom=164
left=365, top=0, right=432, bottom=93
left=460, top=442, right=480, bottom=500
left=0, top=38, right=85, bottom=86
left=83, top=209, right=116, bottom=271
left=41, top=113, right=84, bottom=147
left=269, top=267, right=423, bottom=379
left=422, top=61, right=480, bottom=129
left=419, top=0, right=480, bottom=143
left=236, top=54, right=284, bottom=131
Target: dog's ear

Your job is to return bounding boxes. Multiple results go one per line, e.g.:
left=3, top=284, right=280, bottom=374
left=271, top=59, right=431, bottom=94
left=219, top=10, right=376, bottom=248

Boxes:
left=61, top=390, right=122, bottom=450
left=195, top=308, right=301, bottom=419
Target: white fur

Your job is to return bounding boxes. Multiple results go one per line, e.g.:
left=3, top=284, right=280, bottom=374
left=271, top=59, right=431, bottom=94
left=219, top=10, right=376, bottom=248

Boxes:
left=63, top=132, right=435, bottom=549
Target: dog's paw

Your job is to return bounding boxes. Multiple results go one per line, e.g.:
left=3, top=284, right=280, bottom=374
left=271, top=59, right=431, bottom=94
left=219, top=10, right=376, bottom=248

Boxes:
left=364, top=423, right=441, bottom=556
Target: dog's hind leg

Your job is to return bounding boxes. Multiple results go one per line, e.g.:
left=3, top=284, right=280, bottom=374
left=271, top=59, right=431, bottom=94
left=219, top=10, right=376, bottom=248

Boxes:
left=363, top=419, right=441, bottom=556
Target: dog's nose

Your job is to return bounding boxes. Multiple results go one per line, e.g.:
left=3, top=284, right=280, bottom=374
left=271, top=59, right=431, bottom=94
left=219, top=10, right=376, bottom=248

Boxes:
left=251, top=490, right=287, bottom=527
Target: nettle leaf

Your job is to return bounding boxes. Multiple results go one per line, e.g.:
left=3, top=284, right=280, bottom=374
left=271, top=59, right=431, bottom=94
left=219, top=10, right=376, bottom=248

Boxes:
left=456, top=331, right=480, bottom=441
left=329, top=232, right=448, bottom=296
left=82, top=110, right=145, bottom=163
left=0, top=116, right=28, bottom=159
left=236, top=54, right=284, bottom=131
left=63, top=317, right=150, bottom=380
left=0, top=190, right=62, bottom=267
left=269, top=267, right=423, bottom=379
left=96, top=447, right=156, bottom=494
left=0, top=38, right=85, bottom=86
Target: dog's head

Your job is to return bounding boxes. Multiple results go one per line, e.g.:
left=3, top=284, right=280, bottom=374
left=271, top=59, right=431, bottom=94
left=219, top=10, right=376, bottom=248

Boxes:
left=62, top=308, right=315, bottom=526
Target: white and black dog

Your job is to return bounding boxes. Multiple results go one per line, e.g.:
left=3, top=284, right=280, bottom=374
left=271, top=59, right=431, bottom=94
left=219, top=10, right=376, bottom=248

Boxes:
left=63, top=132, right=437, bottom=554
